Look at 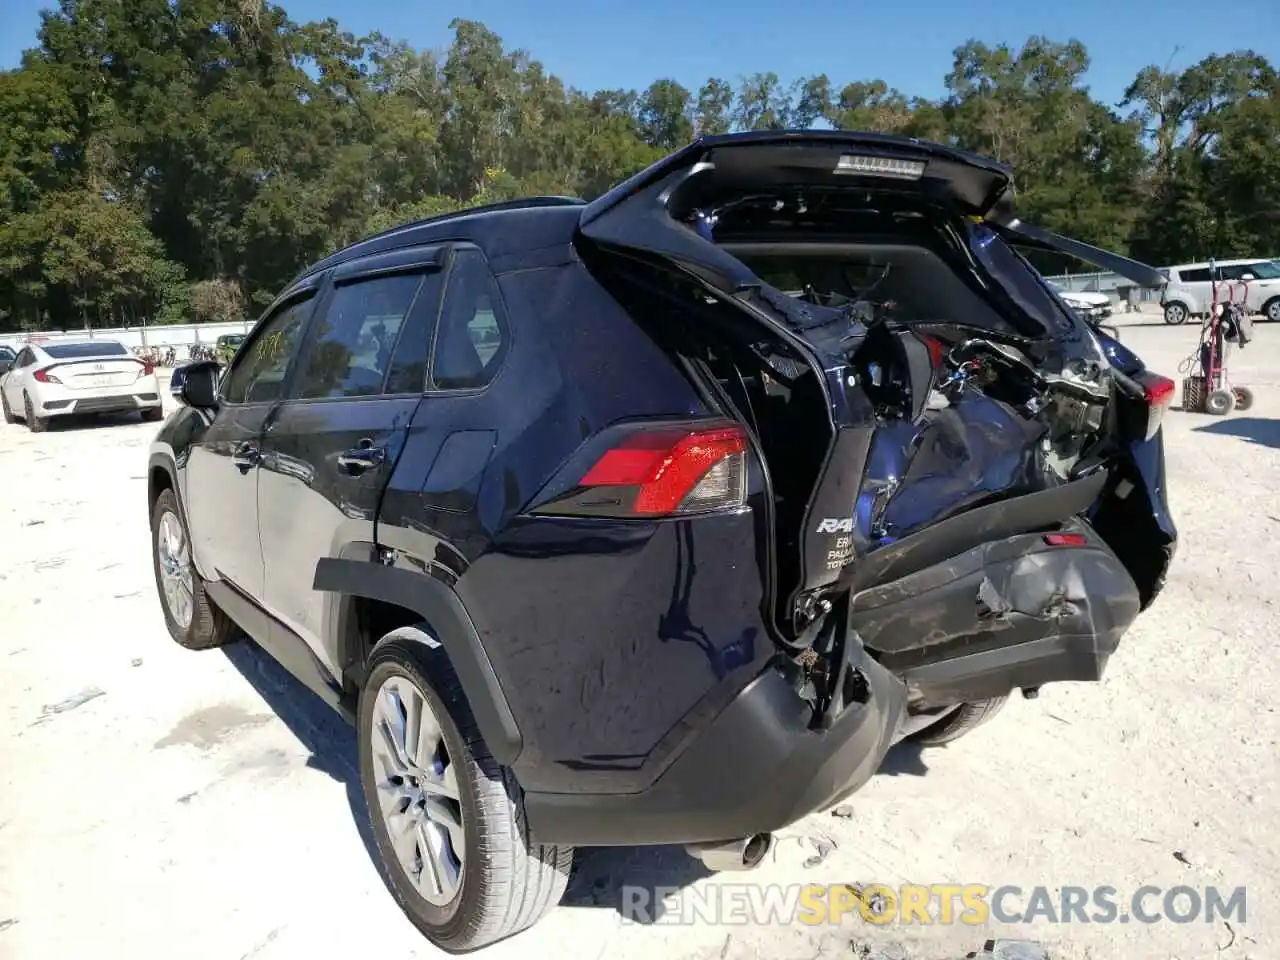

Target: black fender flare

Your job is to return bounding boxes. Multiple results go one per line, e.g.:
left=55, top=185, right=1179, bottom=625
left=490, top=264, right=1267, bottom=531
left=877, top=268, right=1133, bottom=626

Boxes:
left=312, top=558, right=523, bottom=766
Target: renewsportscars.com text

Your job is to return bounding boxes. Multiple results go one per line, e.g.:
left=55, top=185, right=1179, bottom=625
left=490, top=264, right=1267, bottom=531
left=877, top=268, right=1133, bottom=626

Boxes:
left=619, top=883, right=1248, bottom=927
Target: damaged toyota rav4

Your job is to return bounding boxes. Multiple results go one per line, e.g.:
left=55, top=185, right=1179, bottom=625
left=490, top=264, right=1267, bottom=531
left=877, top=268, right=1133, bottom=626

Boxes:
left=147, top=132, right=1176, bottom=951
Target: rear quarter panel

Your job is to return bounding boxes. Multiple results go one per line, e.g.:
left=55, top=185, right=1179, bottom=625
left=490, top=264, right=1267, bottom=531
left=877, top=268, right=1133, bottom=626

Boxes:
left=375, top=257, right=776, bottom=794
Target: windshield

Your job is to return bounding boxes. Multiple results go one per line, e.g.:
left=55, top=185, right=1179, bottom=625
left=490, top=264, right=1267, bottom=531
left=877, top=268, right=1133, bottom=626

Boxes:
left=44, top=341, right=130, bottom=359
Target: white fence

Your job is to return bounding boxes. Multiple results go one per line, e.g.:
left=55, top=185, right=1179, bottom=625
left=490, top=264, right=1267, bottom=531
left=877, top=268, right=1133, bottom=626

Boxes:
left=0, top=320, right=254, bottom=355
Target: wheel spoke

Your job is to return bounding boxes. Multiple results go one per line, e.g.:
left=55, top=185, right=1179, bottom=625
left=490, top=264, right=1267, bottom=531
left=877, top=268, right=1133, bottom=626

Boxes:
left=415, top=819, right=446, bottom=898
left=420, top=762, right=459, bottom=801
left=387, top=809, right=421, bottom=877
left=414, top=704, right=441, bottom=771
left=403, top=686, right=424, bottom=772
left=377, top=685, right=413, bottom=771
left=422, top=795, right=465, bottom=853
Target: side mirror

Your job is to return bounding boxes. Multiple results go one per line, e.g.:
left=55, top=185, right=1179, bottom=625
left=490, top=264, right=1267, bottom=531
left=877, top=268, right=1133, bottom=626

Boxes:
left=176, top=360, right=221, bottom=409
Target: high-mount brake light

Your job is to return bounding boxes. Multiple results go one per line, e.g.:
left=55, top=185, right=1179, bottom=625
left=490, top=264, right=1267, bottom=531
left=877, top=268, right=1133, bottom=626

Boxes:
left=33, top=367, right=62, bottom=384
left=833, top=154, right=926, bottom=180
left=579, top=421, right=749, bottom=516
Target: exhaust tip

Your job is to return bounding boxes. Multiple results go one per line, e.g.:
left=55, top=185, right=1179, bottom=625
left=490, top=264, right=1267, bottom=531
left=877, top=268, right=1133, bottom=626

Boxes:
left=685, top=833, right=774, bottom=872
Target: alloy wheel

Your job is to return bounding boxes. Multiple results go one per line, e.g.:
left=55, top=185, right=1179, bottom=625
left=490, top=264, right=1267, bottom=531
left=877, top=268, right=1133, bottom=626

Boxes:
left=156, top=511, right=195, bottom=630
left=370, top=675, right=465, bottom=907
left=1268, top=300, right=1280, bottom=323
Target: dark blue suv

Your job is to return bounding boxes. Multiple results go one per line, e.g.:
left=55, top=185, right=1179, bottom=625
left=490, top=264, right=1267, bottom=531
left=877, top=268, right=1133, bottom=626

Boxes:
left=148, top=132, right=1176, bottom=951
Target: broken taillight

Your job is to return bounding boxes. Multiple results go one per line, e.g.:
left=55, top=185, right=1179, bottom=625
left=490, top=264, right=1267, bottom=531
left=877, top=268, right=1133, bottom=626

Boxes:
left=578, top=421, right=749, bottom=517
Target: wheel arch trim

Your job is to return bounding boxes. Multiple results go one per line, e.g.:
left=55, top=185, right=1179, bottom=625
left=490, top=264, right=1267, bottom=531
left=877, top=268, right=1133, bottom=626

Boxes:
left=313, top=557, right=523, bottom=766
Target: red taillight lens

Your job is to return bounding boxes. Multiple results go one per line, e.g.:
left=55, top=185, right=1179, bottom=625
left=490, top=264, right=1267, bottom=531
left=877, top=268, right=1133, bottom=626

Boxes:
left=1143, top=374, right=1176, bottom=407
left=33, top=367, right=61, bottom=384
left=580, top=422, right=749, bottom=516
left=1138, top=371, right=1175, bottom=441
left=1044, top=532, right=1088, bottom=547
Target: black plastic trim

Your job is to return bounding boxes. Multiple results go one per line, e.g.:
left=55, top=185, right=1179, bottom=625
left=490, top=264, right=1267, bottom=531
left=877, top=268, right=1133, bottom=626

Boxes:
left=523, top=655, right=906, bottom=846
left=204, top=580, right=355, bottom=723
left=311, top=557, right=523, bottom=765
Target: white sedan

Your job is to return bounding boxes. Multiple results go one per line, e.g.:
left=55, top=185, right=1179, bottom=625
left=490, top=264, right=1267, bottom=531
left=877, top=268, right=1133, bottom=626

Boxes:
left=0, top=340, right=164, bottom=432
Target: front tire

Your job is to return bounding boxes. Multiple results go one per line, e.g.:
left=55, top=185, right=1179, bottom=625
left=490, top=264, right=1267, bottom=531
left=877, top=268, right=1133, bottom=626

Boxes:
left=1232, top=386, right=1254, bottom=411
left=1163, top=302, right=1189, bottom=325
left=906, top=696, right=1009, bottom=747
left=150, top=488, right=235, bottom=650
left=359, top=630, right=572, bottom=952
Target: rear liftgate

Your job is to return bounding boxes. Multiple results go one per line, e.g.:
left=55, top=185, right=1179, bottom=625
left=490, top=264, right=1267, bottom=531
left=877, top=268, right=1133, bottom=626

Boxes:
left=578, top=131, right=1168, bottom=727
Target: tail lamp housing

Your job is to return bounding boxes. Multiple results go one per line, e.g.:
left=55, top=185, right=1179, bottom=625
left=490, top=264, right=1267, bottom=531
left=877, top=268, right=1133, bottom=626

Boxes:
left=33, top=367, right=62, bottom=384
left=533, top=420, right=750, bottom=519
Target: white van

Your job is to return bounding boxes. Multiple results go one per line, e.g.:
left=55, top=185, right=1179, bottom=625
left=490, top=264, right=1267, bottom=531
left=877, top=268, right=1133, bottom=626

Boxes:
left=1161, top=259, right=1280, bottom=324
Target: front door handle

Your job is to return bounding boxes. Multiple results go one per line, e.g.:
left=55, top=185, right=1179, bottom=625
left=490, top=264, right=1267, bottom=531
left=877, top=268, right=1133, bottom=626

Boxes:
left=232, top=442, right=261, bottom=472
left=337, top=440, right=388, bottom=475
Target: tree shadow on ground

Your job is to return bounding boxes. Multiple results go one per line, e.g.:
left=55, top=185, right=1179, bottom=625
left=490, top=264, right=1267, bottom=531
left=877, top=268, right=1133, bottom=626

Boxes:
left=1193, top=416, right=1280, bottom=450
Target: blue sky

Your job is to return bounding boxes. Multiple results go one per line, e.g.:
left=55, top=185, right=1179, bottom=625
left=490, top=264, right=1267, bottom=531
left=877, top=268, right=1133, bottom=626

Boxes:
left=2, top=0, right=1275, bottom=110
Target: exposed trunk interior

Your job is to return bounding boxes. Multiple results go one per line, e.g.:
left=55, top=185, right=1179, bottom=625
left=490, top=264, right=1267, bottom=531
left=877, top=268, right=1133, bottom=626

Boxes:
left=576, top=186, right=1136, bottom=656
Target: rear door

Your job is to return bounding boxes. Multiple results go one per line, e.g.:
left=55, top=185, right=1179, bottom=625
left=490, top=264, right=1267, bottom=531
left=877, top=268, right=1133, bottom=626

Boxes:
left=184, top=289, right=316, bottom=598
left=256, top=246, right=445, bottom=670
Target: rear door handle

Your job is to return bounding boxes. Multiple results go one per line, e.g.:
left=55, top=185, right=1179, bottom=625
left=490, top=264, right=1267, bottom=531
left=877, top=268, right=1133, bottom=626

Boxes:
left=338, top=440, right=388, bottom=475
left=232, top=442, right=261, bottom=472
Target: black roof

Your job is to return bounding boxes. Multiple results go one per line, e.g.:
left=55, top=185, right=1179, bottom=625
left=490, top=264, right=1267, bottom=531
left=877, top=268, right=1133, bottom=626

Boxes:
left=291, top=196, right=587, bottom=287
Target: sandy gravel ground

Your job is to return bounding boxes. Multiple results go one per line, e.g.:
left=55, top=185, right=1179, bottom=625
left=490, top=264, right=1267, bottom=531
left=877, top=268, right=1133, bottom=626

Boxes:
left=1, top=312, right=1276, bottom=960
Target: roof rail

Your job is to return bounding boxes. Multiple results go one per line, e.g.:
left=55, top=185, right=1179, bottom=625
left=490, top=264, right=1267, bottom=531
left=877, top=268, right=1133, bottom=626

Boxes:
left=357, top=195, right=586, bottom=246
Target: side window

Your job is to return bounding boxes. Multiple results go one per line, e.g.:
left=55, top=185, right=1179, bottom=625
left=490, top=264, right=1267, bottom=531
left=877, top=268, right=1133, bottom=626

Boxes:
left=291, top=272, right=426, bottom=400
left=1180, top=268, right=1211, bottom=283
left=220, top=297, right=312, bottom=405
left=18, top=349, right=35, bottom=368
left=384, top=272, right=444, bottom=395
left=432, top=250, right=509, bottom=390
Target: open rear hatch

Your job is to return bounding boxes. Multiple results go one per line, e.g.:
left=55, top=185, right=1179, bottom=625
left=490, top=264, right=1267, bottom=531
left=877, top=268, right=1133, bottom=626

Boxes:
left=576, top=132, right=1167, bottom=649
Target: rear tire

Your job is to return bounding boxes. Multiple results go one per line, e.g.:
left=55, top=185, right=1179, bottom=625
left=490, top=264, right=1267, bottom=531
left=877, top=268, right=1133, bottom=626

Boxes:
left=359, top=630, right=573, bottom=952
left=1, top=390, right=16, bottom=424
left=1232, top=386, right=1254, bottom=412
left=23, top=393, right=46, bottom=433
left=150, top=488, right=235, bottom=650
left=906, top=696, right=1009, bottom=747
left=141, top=406, right=164, bottom=423
left=1263, top=297, right=1280, bottom=323
left=1205, top=389, right=1235, bottom=416
left=1163, top=302, right=1189, bottom=325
